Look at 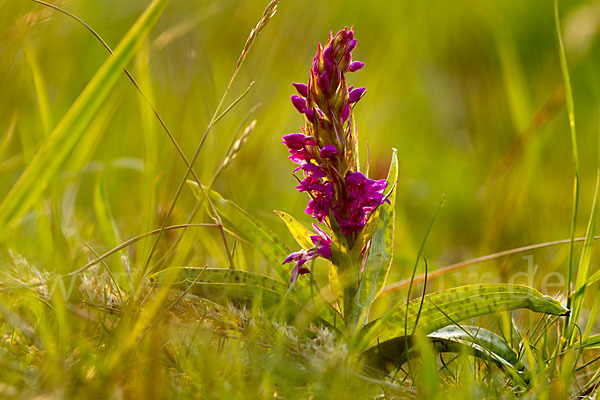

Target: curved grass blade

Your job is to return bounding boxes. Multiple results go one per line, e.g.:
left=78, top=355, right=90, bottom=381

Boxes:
left=274, top=210, right=314, bottom=250
left=0, top=0, right=168, bottom=232
left=357, top=284, right=568, bottom=349
left=347, top=149, right=398, bottom=330
left=188, top=181, right=290, bottom=282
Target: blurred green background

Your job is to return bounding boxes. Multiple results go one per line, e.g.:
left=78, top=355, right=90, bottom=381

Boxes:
left=2, top=0, right=600, bottom=298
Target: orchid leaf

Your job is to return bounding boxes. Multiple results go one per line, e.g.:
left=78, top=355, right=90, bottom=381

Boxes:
left=274, top=210, right=314, bottom=250
left=361, top=326, right=527, bottom=386
left=187, top=181, right=290, bottom=282
left=149, top=267, right=288, bottom=308
left=429, top=325, right=521, bottom=367
left=150, top=267, right=338, bottom=328
left=348, top=149, right=397, bottom=330
left=350, top=209, right=380, bottom=261
left=356, top=284, right=568, bottom=349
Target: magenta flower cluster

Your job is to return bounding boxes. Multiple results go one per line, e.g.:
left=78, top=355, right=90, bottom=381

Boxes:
left=282, top=27, right=388, bottom=282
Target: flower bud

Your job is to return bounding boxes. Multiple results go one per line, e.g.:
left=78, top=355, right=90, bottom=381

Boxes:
left=293, top=83, right=308, bottom=97
left=349, top=87, right=366, bottom=103
left=291, top=95, right=307, bottom=113
left=348, top=61, right=364, bottom=72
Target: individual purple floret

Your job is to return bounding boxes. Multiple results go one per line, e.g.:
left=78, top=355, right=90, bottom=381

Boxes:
left=282, top=27, right=388, bottom=282
left=319, top=145, right=337, bottom=159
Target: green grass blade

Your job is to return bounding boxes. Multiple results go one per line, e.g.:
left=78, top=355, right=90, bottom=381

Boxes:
left=348, top=149, right=398, bottom=330
left=554, top=0, right=580, bottom=324
left=93, top=173, right=122, bottom=247
left=135, top=38, right=159, bottom=262
left=274, top=210, right=314, bottom=250
left=0, top=114, right=17, bottom=159
left=187, top=181, right=290, bottom=282
left=358, top=284, right=568, bottom=348
left=93, top=172, right=130, bottom=289
left=413, top=331, right=441, bottom=399
left=25, top=43, right=53, bottom=135
left=0, top=0, right=168, bottom=233
left=569, top=170, right=600, bottom=343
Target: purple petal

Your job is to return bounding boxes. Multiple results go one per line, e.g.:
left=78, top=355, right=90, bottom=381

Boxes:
left=301, top=163, right=326, bottom=178
left=282, top=133, right=306, bottom=150
left=288, top=150, right=308, bottom=164
left=340, top=104, right=351, bottom=123
left=320, top=144, right=337, bottom=158
left=323, top=45, right=335, bottom=62
left=324, top=58, right=334, bottom=76
left=312, top=223, right=330, bottom=240
left=348, top=61, right=364, bottom=72
left=349, top=87, right=367, bottom=103
left=290, top=261, right=310, bottom=283
left=303, top=108, right=315, bottom=123
left=292, top=83, right=308, bottom=98
left=291, top=95, right=307, bottom=113
left=316, top=246, right=332, bottom=259
left=346, top=171, right=367, bottom=185
left=318, top=72, right=330, bottom=93
left=345, top=40, right=357, bottom=53
left=283, top=249, right=305, bottom=265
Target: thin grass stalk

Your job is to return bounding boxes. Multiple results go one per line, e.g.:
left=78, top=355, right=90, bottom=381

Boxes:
left=553, top=0, right=580, bottom=339
left=380, top=235, right=600, bottom=296
left=30, top=0, right=239, bottom=280
left=140, top=0, right=279, bottom=281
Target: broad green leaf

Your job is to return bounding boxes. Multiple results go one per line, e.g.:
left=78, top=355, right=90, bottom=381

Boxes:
left=361, top=327, right=527, bottom=387
left=150, top=267, right=337, bottom=329
left=150, top=267, right=288, bottom=308
left=274, top=210, right=314, bottom=250
left=429, top=326, right=521, bottom=368
left=187, top=182, right=290, bottom=282
left=188, top=184, right=341, bottom=325
left=349, top=209, right=380, bottom=262
left=348, top=149, right=398, bottom=330
left=0, top=0, right=167, bottom=233
left=357, top=284, right=568, bottom=348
